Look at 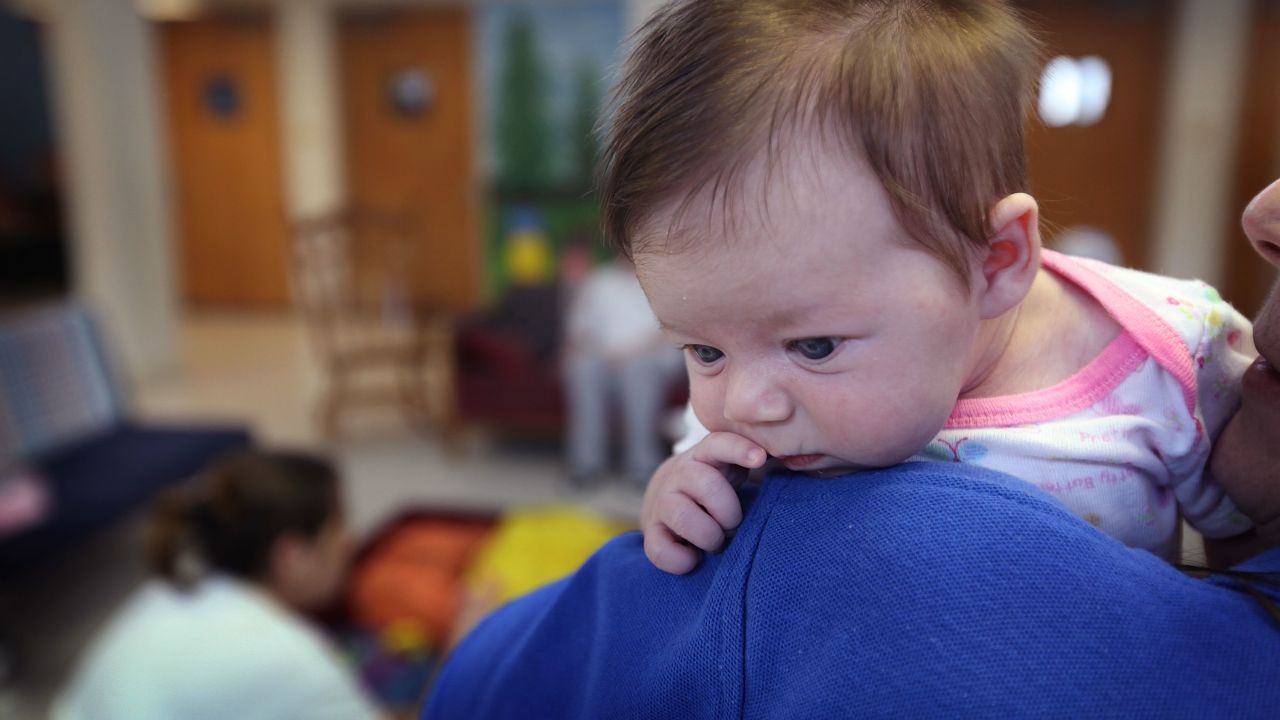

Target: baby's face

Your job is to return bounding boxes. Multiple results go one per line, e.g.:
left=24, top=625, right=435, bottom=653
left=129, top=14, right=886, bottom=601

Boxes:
left=636, top=146, right=987, bottom=473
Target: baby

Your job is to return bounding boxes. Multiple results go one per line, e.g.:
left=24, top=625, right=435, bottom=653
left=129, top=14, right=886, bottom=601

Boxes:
left=600, top=0, right=1257, bottom=573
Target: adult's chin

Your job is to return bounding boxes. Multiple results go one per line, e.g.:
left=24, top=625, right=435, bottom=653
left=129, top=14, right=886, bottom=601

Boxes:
left=1209, top=363, right=1280, bottom=538
left=1251, top=282, right=1280, bottom=365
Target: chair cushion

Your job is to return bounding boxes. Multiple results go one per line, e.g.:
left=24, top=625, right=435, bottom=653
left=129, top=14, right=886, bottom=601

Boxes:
left=456, top=327, right=541, bottom=379
left=0, top=302, right=125, bottom=461
left=0, top=422, right=251, bottom=576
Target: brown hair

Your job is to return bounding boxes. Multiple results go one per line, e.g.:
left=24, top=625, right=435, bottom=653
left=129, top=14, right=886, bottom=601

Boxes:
left=147, top=450, right=341, bottom=587
left=601, top=0, right=1043, bottom=288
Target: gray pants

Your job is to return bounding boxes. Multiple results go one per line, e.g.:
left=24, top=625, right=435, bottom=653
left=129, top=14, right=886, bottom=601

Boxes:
left=563, top=351, right=682, bottom=481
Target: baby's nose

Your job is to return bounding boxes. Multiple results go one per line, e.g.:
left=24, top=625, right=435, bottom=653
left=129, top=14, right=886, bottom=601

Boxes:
left=722, top=368, right=792, bottom=426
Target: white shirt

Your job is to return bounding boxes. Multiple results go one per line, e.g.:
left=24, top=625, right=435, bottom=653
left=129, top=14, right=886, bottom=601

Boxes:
left=566, top=264, right=663, bottom=357
left=55, top=576, right=379, bottom=720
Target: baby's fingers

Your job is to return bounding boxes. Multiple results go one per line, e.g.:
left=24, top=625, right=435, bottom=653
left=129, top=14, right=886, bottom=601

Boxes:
left=656, top=492, right=727, bottom=553
left=691, top=432, right=767, bottom=479
left=644, top=525, right=700, bottom=575
left=676, top=465, right=744, bottom=532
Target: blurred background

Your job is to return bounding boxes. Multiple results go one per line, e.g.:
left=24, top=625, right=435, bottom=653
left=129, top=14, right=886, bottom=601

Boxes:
left=0, top=0, right=1278, bottom=716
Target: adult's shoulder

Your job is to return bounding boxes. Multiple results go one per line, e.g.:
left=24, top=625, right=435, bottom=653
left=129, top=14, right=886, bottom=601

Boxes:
left=426, top=528, right=745, bottom=719
left=743, top=462, right=1280, bottom=717
left=424, top=465, right=1062, bottom=717
left=764, top=460, right=1080, bottom=525
left=427, top=463, right=1280, bottom=718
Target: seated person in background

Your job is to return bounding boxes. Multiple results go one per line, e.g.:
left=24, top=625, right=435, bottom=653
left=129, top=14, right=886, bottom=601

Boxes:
left=632, top=0, right=1254, bottom=572
left=56, top=451, right=382, bottom=720
left=562, top=254, right=682, bottom=487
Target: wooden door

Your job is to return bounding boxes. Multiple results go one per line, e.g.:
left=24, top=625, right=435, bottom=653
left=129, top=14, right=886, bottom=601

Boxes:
left=340, top=7, right=478, bottom=312
left=1017, top=0, right=1173, bottom=268
left=161, top=14, right=290, bottom=307
left=1223, top=0, right=1280, bottom=318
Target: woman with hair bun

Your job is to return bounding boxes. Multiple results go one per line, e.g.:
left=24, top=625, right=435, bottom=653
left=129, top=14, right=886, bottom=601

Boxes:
left=56, top=451, right=381, bottom=720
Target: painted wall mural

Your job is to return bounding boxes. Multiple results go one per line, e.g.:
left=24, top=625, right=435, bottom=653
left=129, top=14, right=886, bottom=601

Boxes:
left=476, top=0, right=624, bottom=295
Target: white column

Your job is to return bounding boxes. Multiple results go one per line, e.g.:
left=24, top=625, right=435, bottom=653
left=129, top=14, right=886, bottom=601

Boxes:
left=277, top=0, right=344, bottom=219
left=1148, top=0, right=1250, bottom=285
left=42, top=0, right=178, bottom=383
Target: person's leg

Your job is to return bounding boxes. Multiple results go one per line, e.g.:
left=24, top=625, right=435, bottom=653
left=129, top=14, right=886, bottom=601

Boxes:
left=563, top=352, right=609, bottom=485
left=619, top=354, right=676, bottom=484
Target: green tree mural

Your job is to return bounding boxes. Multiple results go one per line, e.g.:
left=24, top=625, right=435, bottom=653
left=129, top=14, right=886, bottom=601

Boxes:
left=569, top=62, right=602, bottom=195
left=496, top=15, right=551, bottom=196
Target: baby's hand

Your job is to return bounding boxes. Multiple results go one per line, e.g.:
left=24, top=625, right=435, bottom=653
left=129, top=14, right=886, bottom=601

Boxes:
left=641, top=432, right=767, bottom=574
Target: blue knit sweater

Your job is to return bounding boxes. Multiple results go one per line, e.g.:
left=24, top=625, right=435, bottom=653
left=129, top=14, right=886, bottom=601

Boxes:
left=424, top=463, right=1280, bottom=718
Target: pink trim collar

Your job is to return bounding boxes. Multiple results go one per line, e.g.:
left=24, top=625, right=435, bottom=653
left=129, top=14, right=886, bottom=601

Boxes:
left=945, top=250, right=1195, bottom=429
left=946, top=332, right=1146, bottom=428
left=1041, top=250, right=1197, bottom=415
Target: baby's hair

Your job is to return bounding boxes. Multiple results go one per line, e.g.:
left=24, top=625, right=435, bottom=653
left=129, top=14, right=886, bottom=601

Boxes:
left=601, top=0, right=1042, bottom=289
left=147, top=450, right=341, bottom=588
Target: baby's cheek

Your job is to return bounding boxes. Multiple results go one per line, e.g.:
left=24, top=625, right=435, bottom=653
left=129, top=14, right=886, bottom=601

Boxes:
left=830, top=383, right=953, bottom=463
left=688, top=380, right=727, bottom=433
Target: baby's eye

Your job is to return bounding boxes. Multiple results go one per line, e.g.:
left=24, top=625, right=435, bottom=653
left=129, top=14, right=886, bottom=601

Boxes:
left=790, top=337, right=837, bottom=360
left=685, top=344, right=725, bottom=365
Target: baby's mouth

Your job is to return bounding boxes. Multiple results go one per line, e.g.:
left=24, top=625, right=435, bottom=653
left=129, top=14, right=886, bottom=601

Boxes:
left=778, top=454, right=825, bottom=471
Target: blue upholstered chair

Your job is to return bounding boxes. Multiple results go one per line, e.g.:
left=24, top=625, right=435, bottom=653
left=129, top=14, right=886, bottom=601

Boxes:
left=0, top=302, right=251, bottom=576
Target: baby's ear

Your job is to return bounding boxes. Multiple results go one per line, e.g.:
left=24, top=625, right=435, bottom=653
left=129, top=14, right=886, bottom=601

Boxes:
left=977, top=193, right=1041, bottom=320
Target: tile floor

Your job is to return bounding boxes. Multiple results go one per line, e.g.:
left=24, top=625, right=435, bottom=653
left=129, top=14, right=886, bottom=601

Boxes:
left=1, top=311, right=644, bottom=718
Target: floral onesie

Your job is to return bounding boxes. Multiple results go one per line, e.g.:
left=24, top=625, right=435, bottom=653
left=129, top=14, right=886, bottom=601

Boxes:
left=676, top=250, right=1256, bottom=557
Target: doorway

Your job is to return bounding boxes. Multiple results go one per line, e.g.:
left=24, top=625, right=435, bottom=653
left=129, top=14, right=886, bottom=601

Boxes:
left=160, top=13, right=290, bottom=307
left=1018, top=0, right=1174, bottom=268
left=339, top=7, right=479, bottom=312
